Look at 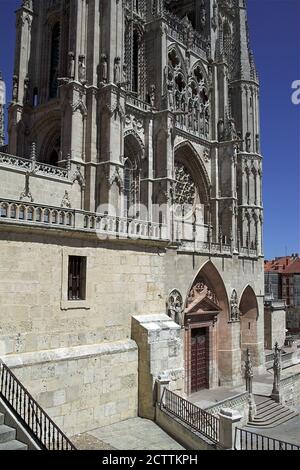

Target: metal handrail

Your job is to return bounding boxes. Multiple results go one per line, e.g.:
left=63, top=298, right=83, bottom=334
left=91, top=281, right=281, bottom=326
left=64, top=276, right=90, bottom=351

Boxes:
left=160, top=388, right=220, bottom=444
left=235, top=427, right=300, bottom=450
left=0, top=359, right=76, bottom=450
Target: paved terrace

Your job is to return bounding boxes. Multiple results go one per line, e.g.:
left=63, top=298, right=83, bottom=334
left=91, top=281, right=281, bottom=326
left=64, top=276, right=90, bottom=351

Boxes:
left=189, top=362, right=300, bottom=410
left=72, top=417, right=184, bottom=451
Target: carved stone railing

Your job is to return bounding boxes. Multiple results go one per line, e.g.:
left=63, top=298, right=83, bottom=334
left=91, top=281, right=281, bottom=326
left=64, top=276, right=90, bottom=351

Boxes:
left=180, top=239, right=258, bottom=258
left=0, top=152, right=32, bottom=171
left=0, top=198, right=169, bottom=241
left=0, top=197, right=262, bottom=254
left=179, top=240, right=237, bottom=257
left=0, top=152, right=69, bottom=180
left=205, top=392, right=249, bottom=418
left=280, top=371, right=300, bottom=388
left=83, top=211, right=167, bottom=240
left=126, top=92, right=152, bottom=112
left=163, top=9, right=208, bottom=59
left=240, top=246, right=258, bottom=257
left=0, top=199, right=75, bottom=229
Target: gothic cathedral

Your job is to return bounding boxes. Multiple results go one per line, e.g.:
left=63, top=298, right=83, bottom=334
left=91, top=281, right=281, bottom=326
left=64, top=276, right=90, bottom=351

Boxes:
left=0, top=0, right=265, bottom=435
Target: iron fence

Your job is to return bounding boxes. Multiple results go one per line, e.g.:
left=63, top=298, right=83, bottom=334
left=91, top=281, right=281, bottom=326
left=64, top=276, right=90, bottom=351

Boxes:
left=235, top=427, right=300, bottom=451
left=0, top=359, right=76, bottom=450
left=161, top=388, right=220, bottom=443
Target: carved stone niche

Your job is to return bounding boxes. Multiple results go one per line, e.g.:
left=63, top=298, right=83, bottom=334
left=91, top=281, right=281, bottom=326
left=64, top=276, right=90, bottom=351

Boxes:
left=167, top=289, right=184, bottom=326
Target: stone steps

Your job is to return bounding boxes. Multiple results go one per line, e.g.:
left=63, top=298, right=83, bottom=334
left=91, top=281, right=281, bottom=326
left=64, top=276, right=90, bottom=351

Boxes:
left=247, top=397, right=299, bottom=429
left=0, top=412, right=28, bottom=451
left=0, top=440, right=28, bottom=451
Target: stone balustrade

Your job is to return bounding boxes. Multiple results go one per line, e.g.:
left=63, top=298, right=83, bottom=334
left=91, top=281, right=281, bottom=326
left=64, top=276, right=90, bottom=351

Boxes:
left=163, top=9, right=208, bottom=60
left=0, top=152, right=69, bottom=180
left=0, top=197, right=260, bottom=257
left=126, top=93, right=152, bottom=112
left=0, top=198, right=168, bottom=242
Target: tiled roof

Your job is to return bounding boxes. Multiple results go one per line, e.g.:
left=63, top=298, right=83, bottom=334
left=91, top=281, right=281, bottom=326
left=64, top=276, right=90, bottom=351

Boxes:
left=264, top=256, right=298, bottom=273
left=283, top=258, right=300, bottom=274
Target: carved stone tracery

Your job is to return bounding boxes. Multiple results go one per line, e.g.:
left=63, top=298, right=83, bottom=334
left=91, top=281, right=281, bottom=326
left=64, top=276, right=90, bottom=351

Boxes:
left=167, top=289, right=184, bottom=326
left=174, top=162, right=196, bottom=206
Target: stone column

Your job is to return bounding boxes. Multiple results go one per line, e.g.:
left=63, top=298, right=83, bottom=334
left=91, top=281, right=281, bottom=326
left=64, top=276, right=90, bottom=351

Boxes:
left=244, top=349, right=256, bottom=420
left=271, top=342, right=282, bottom=403
left=219, top=408, right=242, bottom=450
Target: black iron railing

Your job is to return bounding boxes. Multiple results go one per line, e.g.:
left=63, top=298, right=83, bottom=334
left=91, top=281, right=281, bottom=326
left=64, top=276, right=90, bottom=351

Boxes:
left=0, top=360, right=76, bottom=450
left=161, top=388, right=220, bottom=443
left=235, top=428, right=300, bottom=451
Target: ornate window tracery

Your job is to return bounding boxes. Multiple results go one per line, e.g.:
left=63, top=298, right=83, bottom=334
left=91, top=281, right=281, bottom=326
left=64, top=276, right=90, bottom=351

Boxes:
left=124, top=157, right=140, bottom=216
left=124, top=5, right=146, bottom=99
left=166, top=48, right=210, bottom=138
left=49, top=22, right=60, bottom=99
left=174, top=162, right=196, bottom=206
left=123, top=136, right=141, bottom=217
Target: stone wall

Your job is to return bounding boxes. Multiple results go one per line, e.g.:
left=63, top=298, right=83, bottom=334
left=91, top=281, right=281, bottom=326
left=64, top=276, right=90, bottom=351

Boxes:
left=5, top=340, right=138, bottom=437
left=0, top=232, right=166, bottom=357
left=264, top=301, right=286, bottom=349
left=0, top=226, right=265, bottom=433
left=280, top=372, right=300, bottom=408
left=156, top=406, right=217, bottom=450
left=205, top=392, right=250, bottom=425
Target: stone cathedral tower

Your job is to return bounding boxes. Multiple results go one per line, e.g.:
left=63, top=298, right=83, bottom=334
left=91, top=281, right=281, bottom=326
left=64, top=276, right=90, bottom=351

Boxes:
left=0, top=0, right=265, bottom=434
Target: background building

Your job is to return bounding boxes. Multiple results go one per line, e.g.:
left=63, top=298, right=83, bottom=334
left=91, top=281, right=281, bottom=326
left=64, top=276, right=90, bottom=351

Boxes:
left=265, top=254, right=300, bottom=331
left=0, top=0, right=265, bottom=436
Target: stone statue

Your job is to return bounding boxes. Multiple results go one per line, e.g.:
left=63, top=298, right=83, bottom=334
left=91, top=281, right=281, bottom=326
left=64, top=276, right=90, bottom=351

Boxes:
left=200, top=0, right=206, bottom=29
left=255, top=133, right=260, bottom=153
left=24, top=76, right=30, bottom=104
left=218, top=119, right=224, bottom=141
left=122, top=63, right=128, bottom=86
left=114, top=57, right=121, bottom=84
left=245, top=132, right=251, bottom=153
left=166, top=71, right=174, bottom=110
left=100, top=54, right=108, bottom=83
left=78, top=55, right=87, bottom=85
left=12, top=75, right=18, bottom=102
left=149, top=84, right=156, bottom=108
left=245, top=348, right=253, bottom=393
left=271, top=342, right=282, bottom=402
left=68, top=52, right=75, bottom=79
left=227, top=118, right=238, bottom=140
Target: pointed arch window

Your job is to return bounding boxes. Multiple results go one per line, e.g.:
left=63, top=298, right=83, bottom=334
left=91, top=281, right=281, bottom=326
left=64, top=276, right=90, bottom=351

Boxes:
left=124, top=158, right=134, bottom=216
left=124, top=18, right=145, bottom=98
left=132, top=30, right=139, bottom=93
left=124, top=157, right=140, bottom=217
left=49, top=22, right=61, bottom=99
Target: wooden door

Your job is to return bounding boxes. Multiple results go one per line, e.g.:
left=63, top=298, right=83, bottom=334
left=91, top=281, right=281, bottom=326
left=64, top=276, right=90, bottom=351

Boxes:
left=191, top=328, right=208, bottom=393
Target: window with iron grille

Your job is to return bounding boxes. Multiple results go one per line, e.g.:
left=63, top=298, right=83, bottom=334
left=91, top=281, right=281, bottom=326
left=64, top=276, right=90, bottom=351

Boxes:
left=68, top=256, right=86, bottom=301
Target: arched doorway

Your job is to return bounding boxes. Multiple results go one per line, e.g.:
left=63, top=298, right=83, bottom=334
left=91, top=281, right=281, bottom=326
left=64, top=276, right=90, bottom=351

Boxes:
left=239, top=286, right=259, bottom=365
left=184, top=261, right=229, bottom=395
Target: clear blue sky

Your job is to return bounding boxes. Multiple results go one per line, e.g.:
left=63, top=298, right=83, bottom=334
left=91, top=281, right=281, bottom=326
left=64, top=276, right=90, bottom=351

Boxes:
left=0, top=0, right=299, bottom=260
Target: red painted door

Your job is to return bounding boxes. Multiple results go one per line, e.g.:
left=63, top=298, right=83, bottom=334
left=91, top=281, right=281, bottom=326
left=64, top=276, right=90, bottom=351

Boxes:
left=191, top=328, right=208, bottom=393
